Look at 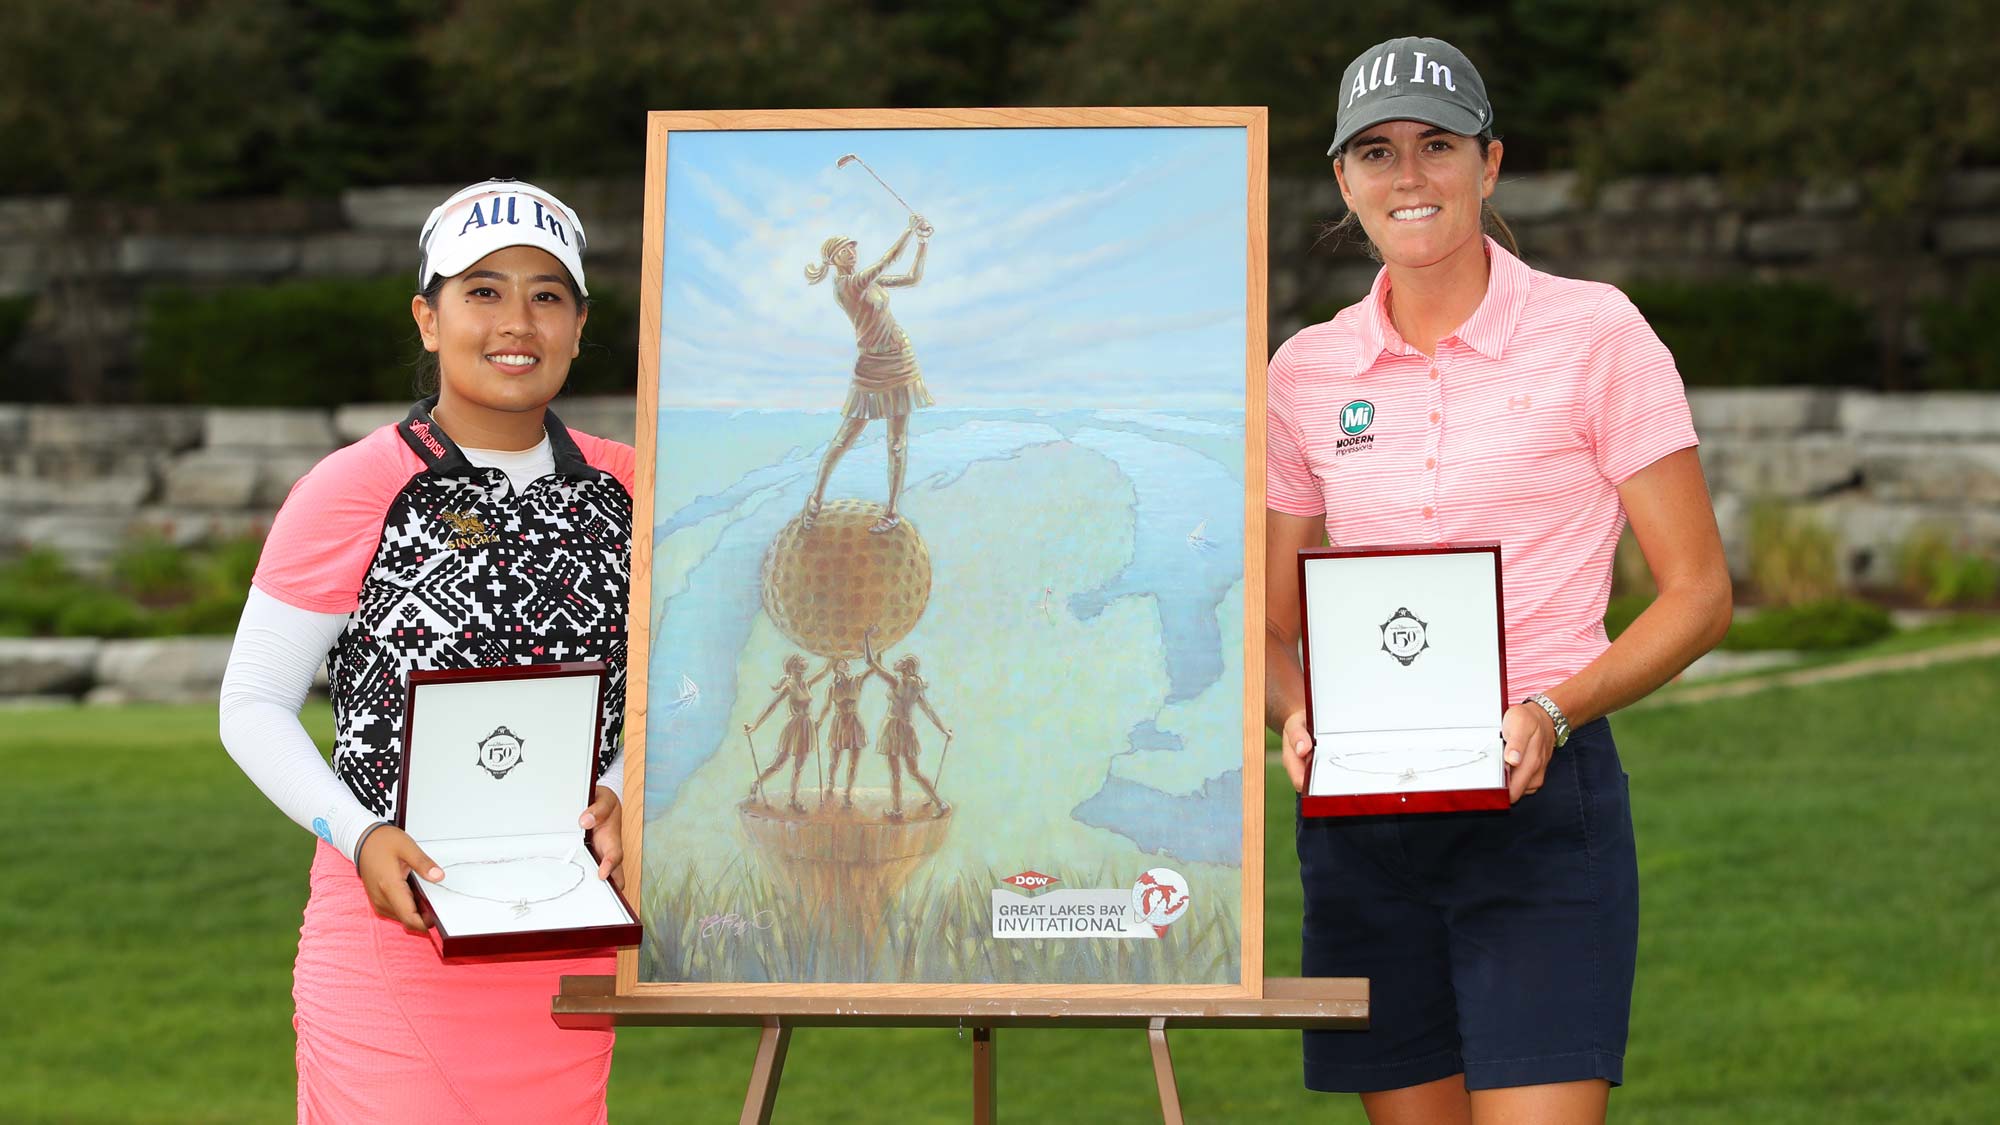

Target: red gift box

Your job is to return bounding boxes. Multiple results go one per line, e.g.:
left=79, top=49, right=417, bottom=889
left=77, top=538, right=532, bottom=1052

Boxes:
left=1298, top=544, right=1511, bottom=817
left=396, top=662, right=643, bottom=959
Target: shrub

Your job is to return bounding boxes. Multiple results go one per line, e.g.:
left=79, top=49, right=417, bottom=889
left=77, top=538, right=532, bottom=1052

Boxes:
left=1918, top=269, right=2000, bottom=390
left=0, top=294, right=34, bottom=358
left=1621, top=279, right=1874, bottom=388
left=1898, top=526, right=1999, bottom=607
left=137, top=277, right=641, bottom=406
left=1611, top=526, right=1656, bottom=598
left=0, top=548, right=86, bottom=634
left=0, top=536, right=264, bottom=637
left=568, top=284, right=641, bottom=397
left=1746, top=500, right=1842, bottom=606
left=158, top=591, right=249, bottom=636
left=52, top=591, right=154, bottom=639
left=1721, top=598, right=1894, bottom=651
left=110, top=533, right=196, bottom=602
left=137, top=276, right=423, bottom=407
left=192, top=535, right=263, bottom=601
left=1604, top=593, right=1652, bottom=640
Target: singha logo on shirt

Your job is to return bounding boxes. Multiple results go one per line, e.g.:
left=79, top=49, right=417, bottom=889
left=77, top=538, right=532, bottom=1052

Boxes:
left=440, top=510, right=499, bottom=549
left=476, top=726, right=526, bottom=779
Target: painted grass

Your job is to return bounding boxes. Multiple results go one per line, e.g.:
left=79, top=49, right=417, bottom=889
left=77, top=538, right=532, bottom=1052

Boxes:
left=2, top=660, right=1995, bottom=1122
left=638, top=852, right=1241, bottom=987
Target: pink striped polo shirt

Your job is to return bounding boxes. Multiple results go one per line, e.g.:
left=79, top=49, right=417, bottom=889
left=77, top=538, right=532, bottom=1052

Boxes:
left=1268, top=238, right=1697, bottom=702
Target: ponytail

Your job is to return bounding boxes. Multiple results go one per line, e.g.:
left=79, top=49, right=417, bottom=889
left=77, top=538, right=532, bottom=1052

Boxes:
left=805, top=235, right=856, bottom=285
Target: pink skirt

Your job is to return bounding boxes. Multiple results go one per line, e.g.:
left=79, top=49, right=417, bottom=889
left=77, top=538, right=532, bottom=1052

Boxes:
left=293, top=841, right=615, bottom=1124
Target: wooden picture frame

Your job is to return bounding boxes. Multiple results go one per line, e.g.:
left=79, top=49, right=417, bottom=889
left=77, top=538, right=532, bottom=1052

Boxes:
left=618, top=108, right=1268, bottom=999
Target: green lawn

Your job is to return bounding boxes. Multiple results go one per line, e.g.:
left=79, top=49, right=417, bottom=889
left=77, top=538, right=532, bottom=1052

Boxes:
left=3, top=660, right=1996, bottom=1123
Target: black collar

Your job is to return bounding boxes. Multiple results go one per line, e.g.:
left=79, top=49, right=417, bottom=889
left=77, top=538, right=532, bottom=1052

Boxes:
left=398, top=396, right=603, bottom=482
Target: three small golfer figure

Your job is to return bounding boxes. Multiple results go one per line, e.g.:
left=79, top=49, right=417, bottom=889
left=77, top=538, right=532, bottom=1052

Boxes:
left=744, top=628, right=952, bottom=819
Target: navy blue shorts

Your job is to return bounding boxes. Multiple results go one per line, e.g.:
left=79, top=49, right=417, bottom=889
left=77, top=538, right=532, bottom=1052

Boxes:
left=1298, top=717, right=1637, bottom=1092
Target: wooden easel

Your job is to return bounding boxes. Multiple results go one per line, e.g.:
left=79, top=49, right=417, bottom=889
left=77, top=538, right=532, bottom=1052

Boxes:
left=555, top=975, right=1367, bottom=1124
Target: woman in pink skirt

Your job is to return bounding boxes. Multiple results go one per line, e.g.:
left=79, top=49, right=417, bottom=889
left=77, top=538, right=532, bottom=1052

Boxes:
left=220, top=179, right=635, bottom=1122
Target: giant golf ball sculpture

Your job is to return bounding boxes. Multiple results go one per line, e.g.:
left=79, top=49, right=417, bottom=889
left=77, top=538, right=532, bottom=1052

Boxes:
left=759, top=499, right=931, bottom=657
left=739, top=500, right=953, bottom=948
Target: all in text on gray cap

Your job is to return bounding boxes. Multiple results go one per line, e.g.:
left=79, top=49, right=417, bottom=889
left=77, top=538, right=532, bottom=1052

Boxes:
left=1328, top=37, right=1492, bottom=156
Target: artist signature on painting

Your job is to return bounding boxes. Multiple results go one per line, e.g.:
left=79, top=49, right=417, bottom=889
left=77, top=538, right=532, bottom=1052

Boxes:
left=697, top=911, right=778, bottom=940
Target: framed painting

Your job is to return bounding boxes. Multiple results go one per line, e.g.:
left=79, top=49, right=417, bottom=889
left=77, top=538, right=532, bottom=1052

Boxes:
left=618, top=108, right=1267, bottom=998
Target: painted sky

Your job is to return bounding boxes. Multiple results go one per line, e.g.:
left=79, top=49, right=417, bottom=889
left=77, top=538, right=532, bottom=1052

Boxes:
left=657, top=126, right=1249, bottom=411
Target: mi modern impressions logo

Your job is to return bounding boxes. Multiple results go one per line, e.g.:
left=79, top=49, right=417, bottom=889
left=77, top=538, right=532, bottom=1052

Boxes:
left=1336, top=400, right=1377, bottom=456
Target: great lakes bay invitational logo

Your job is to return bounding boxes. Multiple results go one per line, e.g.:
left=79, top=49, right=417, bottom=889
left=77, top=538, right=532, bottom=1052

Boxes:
left=990, top=867, right=1188, bottom=939
left=1130, top=868, right=1192, bottom=936
left=475, top=725, right=526, bottom=779
left=1336, top=399, right=1376, bottom=456
left=1380, top=606, right=1430, bottom=666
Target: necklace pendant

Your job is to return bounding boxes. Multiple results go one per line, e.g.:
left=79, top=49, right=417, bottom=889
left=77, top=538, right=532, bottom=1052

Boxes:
left=1398, top=768, right=1417, bottom=784
left=511, top=901, right=531, bottom=918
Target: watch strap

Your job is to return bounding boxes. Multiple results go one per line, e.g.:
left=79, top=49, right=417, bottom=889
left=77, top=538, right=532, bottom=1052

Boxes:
left=1524, top=692, right=1571, bottom=748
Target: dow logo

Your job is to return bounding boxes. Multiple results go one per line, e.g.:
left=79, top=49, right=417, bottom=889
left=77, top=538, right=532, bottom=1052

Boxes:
left=1340, top=400, right=1375, bottom=435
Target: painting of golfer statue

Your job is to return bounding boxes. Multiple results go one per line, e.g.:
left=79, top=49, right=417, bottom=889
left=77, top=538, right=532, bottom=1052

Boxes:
left=633, top=113, right=1262, bottom=992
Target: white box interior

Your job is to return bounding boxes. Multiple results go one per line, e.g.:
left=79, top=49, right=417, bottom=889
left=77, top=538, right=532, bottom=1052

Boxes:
left=419, top=833, right=634, bottom=936
left=404, top=671, right=635, bottom=936
left=1302, top=550, right=1506, bottom=798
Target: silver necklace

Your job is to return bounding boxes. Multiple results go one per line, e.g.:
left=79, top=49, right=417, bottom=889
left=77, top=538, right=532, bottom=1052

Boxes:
left=433, top=855, right=587, bottom=918
left=1324, top=748, right=1491, bottom=786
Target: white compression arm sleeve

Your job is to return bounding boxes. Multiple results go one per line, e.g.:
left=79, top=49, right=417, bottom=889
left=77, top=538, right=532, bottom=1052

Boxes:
left=218, top=587, right=377, bottom=862
left=220, top=587, right=630, bottom=858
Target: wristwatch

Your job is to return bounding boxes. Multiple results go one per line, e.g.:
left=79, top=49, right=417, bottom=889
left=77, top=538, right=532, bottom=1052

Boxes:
left=1523, top=692, right=1571, bottom=748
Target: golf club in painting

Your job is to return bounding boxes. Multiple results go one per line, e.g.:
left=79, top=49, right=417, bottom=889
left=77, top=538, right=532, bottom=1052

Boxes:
left=837, top=152, right=918, bottom=219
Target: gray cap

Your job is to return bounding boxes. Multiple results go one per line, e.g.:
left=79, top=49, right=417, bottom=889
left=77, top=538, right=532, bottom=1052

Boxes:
left=1328, top=37, right=1492, bottom=156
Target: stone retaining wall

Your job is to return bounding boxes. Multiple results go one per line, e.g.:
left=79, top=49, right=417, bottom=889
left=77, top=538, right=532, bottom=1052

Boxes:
left=6, top=169, right=1999, bottom=389
left=3, top=390, right=1994, bottom=703
left=0, top=636, right=235, bottom=706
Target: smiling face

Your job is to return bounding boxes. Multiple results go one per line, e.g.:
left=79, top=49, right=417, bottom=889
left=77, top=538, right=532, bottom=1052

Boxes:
left=1334, top=120, right=1502, bottom=273
left=411, top=244, right=587, bottom=421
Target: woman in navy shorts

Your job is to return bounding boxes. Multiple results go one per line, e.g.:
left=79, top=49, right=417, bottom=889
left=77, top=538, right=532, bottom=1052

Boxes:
left=1264, top=37, right=1733, bottom=1123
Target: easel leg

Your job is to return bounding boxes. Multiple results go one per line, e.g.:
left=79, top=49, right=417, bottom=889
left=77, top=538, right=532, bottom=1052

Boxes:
left=971, top=1025, right=996, bottom=1125
left=1148, top=1017, right=1184, bottom=1125
left=740, top=1019, right=791, bottom=1125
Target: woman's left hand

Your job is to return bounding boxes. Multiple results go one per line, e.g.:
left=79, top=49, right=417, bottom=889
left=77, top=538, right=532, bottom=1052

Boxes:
left=579, top=785, right=624, bottom=890
left=1500, top=702, right=1557, bottom=803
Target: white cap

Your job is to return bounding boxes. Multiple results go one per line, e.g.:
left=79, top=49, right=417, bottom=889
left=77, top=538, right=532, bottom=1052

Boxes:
left=417, top=179, right=589, bottom=296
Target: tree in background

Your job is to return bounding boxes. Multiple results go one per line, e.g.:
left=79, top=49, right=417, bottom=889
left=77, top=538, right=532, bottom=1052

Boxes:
left=1024, top=0, right=1648, bottom=174
left=1583, top=0, right=2000, bottom=385
left=283, top=0, right=441, bottom=193
left=1, top=0, right=1648, bottom=198
left=418, top=0, right=895, bottom=177
left=0, top=0, right=305, bottom=199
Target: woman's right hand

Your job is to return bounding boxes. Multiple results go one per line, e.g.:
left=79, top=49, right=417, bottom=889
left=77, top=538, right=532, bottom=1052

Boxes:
left=356, top=824, right=443, bottom=935
left=1279, top=710, right=1314, bottom=794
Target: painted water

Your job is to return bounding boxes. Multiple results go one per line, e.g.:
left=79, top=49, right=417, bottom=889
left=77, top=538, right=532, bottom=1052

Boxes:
left=639, top=406, right=1247, bottom=984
